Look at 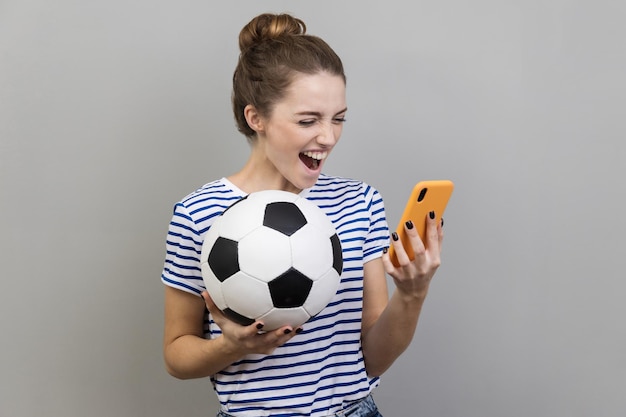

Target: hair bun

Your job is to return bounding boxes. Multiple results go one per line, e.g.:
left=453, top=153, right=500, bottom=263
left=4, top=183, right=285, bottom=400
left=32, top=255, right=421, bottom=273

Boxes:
left=239, top=13, right=307, bottom=52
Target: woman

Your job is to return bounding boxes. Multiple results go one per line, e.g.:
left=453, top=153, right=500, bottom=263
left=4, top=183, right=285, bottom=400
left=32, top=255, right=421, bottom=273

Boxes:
left=161, top=12, right=443, bottom=417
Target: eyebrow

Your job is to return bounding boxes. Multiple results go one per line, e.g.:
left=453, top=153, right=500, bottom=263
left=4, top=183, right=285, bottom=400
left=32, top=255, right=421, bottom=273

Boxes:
left=295, top=107, right=348, bottom=117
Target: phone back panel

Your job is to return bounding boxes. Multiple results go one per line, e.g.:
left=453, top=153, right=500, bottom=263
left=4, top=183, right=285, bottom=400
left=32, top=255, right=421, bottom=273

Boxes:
left=388, top=180, right=454, bottom=267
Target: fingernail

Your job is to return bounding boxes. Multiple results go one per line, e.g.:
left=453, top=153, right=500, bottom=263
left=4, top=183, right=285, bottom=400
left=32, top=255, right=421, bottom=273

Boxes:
left=392, top=232, right=399, bottom=241
left=295, top=327, right=303, bottom=334
left=441, top=217, right=444, bottom=227
left=382, top=247, right=388, bottom=254
left=405, top=220, right=414, bottom=229
left=284, top=329, right=292, bottom=335
left=256, top=323, right=264, bottom=330
left=429, top=211, right=435, bottom=219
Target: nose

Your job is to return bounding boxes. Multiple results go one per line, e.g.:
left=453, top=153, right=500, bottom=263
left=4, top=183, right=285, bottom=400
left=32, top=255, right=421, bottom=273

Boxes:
left=316, top=120, right=341, bottom=147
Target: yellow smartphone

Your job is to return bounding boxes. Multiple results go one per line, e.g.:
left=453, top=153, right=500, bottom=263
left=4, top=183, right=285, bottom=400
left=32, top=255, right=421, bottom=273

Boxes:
left=388, top=180, right=454, bottom=267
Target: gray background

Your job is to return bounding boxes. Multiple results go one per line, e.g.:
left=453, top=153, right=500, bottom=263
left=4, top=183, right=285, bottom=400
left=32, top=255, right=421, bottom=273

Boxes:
left=1, top=1, right=625, bottom=416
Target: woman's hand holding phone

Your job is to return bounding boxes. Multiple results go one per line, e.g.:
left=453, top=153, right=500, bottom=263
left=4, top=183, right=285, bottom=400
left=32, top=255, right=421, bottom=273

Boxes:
left=382, top=180, right=454, bottom=298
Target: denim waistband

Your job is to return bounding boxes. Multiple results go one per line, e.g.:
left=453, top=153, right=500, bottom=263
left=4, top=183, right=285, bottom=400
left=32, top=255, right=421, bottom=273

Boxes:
left=216, top=394, right=380, bottom=417
left=333, top=394, right=379, bottom=417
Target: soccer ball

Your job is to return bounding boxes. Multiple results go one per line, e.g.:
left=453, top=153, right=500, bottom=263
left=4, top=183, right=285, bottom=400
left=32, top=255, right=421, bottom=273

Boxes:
left=200, top=190, right=343, bottom=330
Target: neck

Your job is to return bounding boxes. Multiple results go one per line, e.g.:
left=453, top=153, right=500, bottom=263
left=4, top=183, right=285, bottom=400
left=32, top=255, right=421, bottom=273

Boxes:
left=228, top=154, right=302, bottom=195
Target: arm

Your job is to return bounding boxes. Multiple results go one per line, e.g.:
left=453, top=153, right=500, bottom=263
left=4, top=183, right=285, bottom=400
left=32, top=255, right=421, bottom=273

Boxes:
left=163, top=286, right=298, bottom=379
left=361, top=213, right=443, bottom=377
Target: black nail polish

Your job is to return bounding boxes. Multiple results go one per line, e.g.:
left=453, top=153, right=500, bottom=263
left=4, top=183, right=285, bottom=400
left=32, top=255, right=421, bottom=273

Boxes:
left=429, top=211, right=435, bottom=219
left=382, top=247, right=388, bottom=254
left=256, top=323, right=264, bottom=330
left=391, top=232, right=399, bottom=241
left=441, top=217, right=444, bottom=227
left=284, top=329, right=292, bottom=335
left=295, top=327, right=303, bottom=334
left=405, top=220, right=413, bottom=229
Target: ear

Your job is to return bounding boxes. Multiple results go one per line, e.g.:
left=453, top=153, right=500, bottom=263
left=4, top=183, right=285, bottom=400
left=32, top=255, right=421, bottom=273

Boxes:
left=243, top=104, right=265, bottom=134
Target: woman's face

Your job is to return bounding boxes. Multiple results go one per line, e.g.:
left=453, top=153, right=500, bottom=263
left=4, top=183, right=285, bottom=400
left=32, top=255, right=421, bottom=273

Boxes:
left=252, top=72, right=347, bottom=192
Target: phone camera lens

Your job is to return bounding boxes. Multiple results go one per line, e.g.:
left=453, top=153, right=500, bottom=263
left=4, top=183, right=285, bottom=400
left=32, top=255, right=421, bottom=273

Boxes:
left=417, top=188, right=428, bottom=202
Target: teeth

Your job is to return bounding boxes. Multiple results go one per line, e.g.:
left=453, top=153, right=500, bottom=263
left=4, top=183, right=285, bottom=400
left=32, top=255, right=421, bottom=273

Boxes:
left=302, top=151, right=327, bottom=160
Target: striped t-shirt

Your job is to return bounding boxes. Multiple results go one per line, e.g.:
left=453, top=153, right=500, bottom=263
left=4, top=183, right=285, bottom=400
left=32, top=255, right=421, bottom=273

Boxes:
left=161, top=174, right=390, bottom=416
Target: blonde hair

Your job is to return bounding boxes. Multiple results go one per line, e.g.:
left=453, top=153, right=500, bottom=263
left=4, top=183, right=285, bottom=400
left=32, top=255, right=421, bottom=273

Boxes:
left=232, top=13, right=346, bottom=138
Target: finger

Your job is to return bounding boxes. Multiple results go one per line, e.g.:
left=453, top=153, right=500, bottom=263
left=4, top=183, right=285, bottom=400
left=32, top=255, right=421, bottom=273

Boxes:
left=243, top=320, right=266, bottom=337
left=425, top=211, right=440, bottom=253
left=200, top=291, right=211, bottom=309
left=201, top=291, right=218, bottom=312
left=437, top=217, right=444, bottom=248
left=201, top=291, right=228, bottom=325
left=202, top=291, right=251, bottom=335
left=201, top=293, right=265, bottom=344
left=380, top=247, right=396, bottom=274
left=390, top=230, right=412, bottom=266
left=425, top=212, right=443, bottom=270
left=261, top=325, right=297, bottom=346
left=278, top=326, right=295, bottom=336
left=403, top=220, right=426, bottom=262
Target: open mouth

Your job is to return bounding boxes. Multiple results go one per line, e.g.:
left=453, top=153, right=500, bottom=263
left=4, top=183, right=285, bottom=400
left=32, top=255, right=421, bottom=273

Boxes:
left=299, top=151, right=327, bottom=170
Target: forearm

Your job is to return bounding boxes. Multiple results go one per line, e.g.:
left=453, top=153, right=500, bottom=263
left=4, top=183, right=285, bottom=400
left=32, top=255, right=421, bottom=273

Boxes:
left=361, top=288, right=428, bottom=377
left=164, top=334, right=241, bottom=380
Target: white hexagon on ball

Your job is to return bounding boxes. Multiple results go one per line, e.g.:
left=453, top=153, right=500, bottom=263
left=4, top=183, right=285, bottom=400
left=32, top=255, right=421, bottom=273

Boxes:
left=290, top=224, right=333, bottom=280
left=258, top=307, right=312, bottom=331
left=303, top=269, right=341, bottom=317
left=217, top=197, right=266, bottom=241
left=238, top=227, right=293, bottom=283
left=221, top=272, right=274, bottom=321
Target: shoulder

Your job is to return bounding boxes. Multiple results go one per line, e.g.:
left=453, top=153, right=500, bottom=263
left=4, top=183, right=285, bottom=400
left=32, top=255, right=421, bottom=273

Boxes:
left=177, top=178, right=240, bottom=208
left=170, top=178, right=245, bottom=233
left=174, top=179, right=244, bottom=215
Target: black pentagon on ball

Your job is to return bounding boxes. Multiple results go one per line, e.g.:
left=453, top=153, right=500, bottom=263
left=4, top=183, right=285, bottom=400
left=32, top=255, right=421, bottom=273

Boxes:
left=223, top=308, right=255, bottom=326
left=268, top=267, right=313, bottom=308
left=208, top=237, right=239, bottom=282
left=263, top=201, right=307, bottom=236
left=330, top=233, right=343, bottom=274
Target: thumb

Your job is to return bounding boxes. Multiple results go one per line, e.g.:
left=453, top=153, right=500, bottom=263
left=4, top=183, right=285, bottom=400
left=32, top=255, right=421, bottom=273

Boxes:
left=201, top=291, right=222, bottom=316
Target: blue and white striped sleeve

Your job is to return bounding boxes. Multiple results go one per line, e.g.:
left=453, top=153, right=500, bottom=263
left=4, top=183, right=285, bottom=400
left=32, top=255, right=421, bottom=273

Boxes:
left=161, top=202, right=205, bottom=295
left=363, top=186, right=390, bottom=263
